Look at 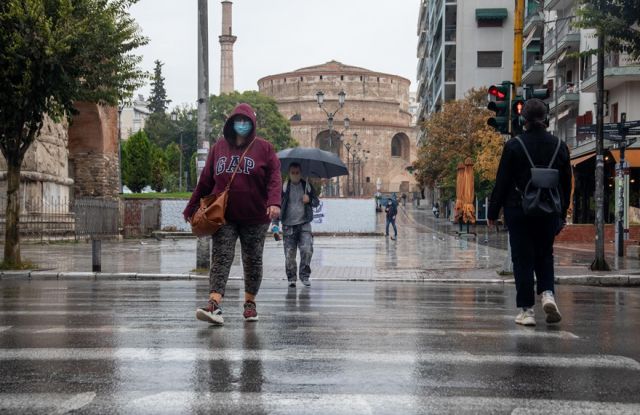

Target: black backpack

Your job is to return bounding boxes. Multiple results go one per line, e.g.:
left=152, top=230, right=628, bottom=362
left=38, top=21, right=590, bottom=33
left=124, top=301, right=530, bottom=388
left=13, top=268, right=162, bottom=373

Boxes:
left=515, top=136, right=562, bottom=217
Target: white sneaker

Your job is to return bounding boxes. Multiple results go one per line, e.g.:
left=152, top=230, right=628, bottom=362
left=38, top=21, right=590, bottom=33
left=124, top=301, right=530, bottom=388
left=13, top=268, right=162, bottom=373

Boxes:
left=515, top=308, right=536, bottom=326
left=541, top=291, right=562, bottom=324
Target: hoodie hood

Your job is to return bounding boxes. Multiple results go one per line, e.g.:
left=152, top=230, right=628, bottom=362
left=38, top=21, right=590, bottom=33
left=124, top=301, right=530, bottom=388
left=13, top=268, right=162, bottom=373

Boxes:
left=223, top=103, right=258, bottom=147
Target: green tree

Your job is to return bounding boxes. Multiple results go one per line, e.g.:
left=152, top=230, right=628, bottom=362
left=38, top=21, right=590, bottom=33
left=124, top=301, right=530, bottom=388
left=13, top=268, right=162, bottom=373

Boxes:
left=144, top=112, right=177, bottom=148
left=210, top=91, right=297, bottom=151
left=149, top=144, right=167, bottom=192
left=148, top=59, right=171, bottom=113
left=0, top=0, right=147, bottom=266
left=165, top=142, right=181, bottom=179
left=575, top=0, right=640, bottom=57
left=123, top=131, right=152, bottom=193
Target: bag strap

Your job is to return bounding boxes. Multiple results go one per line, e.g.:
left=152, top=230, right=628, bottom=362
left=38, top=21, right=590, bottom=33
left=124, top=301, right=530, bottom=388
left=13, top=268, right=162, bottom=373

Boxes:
left=515, top=136, right=562, bottom=169
left=225, top=139, right=257, bottom=192
left=548, top=137, right=562, bottom=168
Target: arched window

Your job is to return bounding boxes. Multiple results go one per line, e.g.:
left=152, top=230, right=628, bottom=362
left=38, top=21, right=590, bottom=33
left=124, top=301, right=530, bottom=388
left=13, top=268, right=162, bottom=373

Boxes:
left=391, top=133, right=410, bottom=160
left=315, top=130, right=342, bottom=156
left=391, top=136, right=402, bottom=157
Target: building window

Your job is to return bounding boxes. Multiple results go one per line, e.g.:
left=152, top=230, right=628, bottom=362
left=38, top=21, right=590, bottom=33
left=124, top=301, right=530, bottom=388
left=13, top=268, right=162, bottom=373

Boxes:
left=391, top=133, right=410, bottom=160
left=477, top=51, right=502, bottom=68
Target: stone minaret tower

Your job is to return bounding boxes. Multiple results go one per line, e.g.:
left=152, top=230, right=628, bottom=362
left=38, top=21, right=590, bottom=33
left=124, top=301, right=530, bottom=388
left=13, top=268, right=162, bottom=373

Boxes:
left=219, top=1, right=236, bottom=94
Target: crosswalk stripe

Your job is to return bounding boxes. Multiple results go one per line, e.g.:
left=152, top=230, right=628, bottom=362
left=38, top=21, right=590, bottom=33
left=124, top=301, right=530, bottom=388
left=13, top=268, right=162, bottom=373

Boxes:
left=0, top=348, right=635, bottom=369
left=3, top=326, right=578, bottom=339
left=3, top=392, right=636, bottom=414
left=0, top=392, right=95, bottom=414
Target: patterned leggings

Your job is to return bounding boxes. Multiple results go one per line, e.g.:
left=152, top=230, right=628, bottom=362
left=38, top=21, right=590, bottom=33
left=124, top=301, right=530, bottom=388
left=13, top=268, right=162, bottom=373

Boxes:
left=209, top=222, right=269, bottom=296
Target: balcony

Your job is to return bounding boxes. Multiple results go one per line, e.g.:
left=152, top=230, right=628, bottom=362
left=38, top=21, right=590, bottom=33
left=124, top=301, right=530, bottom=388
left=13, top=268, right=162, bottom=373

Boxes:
left=548, top=83, right=579, bottom=114
left=582, top=53, right=640, bottom=93
left=543, top=19, right=580, bottom=63
left=544, top=0, right=574, bottom=11
left=522, top=59, right=544, bottom=85
left=523, top=12, right=543, bottom=37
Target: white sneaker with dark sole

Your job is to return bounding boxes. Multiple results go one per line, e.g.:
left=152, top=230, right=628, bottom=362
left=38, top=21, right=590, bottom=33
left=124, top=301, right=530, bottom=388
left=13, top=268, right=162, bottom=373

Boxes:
left=196, top=304, right=224, bottom=325
left=515, top=308, right=536, bottom=326
left=541, top=291, right=562, bottom=324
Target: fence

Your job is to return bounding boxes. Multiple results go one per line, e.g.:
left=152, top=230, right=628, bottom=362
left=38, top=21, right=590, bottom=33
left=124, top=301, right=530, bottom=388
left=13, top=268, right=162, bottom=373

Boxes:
left=0, top=196, right=120, bottom=242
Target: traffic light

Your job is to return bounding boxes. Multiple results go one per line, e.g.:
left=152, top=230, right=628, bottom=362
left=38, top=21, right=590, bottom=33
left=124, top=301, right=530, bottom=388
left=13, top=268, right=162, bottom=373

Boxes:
left=525, top=87, right=551, bottom=100
left=511, top=96, right=525, bottom=135
left=487, top=81, right=512, bottom=135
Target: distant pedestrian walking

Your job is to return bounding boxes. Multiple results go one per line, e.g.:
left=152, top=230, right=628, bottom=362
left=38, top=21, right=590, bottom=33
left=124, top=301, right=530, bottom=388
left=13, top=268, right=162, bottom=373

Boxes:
left=432, top=202, right=440, bottom=218
left=273, top=163, right=320, bottom=288
left=385, top=199, right=398, bottom=240
left=488, top=99, right=572, bottom=327
left=184, top=103, right=282, bottom=325
left=401, top=193, right=407, bottom=207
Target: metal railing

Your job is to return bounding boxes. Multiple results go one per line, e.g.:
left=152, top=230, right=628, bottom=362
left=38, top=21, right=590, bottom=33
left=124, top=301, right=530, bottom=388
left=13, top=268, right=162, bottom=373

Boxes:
left=0, top=196, right=120, bottom=242
left=544, top=18, right=577, bottom=53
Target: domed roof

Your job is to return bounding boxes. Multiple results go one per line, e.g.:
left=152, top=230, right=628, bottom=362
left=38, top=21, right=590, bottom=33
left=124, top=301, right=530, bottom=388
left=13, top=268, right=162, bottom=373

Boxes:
left=293, top=60, right=373, bottom=74
left=258, top=60, right=410, bottom=84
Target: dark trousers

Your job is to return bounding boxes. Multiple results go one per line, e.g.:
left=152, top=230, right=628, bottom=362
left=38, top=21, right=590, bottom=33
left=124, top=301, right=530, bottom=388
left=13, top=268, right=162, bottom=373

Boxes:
left=386, top=217, right=397, bottom=237
left=283, top=223, right=314, bottom=282
left=504, top=207, right=557, bottom=308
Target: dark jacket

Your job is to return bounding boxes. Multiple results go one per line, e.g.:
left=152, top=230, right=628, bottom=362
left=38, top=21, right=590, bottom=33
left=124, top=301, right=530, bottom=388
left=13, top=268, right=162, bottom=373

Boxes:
left=488, top=128, right=572, bottom=220
left=277, top=179, right=320, bottom=226
left=183, top=103, right=282, bottom=225
left=385, top=203, right=398, bottom=220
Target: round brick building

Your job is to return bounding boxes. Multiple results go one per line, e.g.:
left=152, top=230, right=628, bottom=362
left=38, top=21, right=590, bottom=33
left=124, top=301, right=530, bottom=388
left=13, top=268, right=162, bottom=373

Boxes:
left=258, top=61, right=417, bottom=197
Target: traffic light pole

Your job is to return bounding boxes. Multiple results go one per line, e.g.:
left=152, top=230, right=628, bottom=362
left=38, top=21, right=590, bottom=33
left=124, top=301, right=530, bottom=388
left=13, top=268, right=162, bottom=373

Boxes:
left=591, top=30, right=610, bottom=271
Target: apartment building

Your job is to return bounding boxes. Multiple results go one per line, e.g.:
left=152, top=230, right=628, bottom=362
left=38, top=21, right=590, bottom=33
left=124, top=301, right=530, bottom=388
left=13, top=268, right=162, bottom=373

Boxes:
left=416, top=0, right=515, bottom=141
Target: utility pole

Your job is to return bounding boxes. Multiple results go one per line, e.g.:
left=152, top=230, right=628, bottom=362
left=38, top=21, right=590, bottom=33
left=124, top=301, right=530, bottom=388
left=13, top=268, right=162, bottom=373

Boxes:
left=512, top=0, right=525, bottom=87
left=591, top=29, right=610, bottom=270
left=196, top=0, right=211, bottom=270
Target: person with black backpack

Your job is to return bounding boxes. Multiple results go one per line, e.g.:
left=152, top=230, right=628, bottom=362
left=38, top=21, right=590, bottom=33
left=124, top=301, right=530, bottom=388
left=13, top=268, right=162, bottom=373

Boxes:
left=488, top=99, right=572, bottom=327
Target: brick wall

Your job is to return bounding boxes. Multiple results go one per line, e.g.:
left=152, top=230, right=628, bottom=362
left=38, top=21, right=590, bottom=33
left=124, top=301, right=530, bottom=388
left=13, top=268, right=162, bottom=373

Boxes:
left=556, top=224, right=640, bottom=243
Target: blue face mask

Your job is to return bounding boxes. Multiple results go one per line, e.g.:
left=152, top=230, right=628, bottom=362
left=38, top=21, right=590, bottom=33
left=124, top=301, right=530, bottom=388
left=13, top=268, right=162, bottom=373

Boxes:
left=234, top=120, right=252, bottom=137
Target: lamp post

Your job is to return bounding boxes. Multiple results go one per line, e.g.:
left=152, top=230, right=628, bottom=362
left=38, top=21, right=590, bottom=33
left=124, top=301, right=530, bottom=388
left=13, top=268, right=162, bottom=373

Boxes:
left=316, top=90, right=346, bottom=196
left=118, top=101, right=124, bottom=193
left=171, top=110, right=194, bottom=192
left=341, top=132, right=358, bottom=196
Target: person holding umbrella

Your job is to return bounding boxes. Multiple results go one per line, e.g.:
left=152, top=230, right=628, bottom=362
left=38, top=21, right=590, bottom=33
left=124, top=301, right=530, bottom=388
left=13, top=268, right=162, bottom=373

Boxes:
left=272, top=162, right=320, bottom=287
left=275, top=146, right=347, bottom=287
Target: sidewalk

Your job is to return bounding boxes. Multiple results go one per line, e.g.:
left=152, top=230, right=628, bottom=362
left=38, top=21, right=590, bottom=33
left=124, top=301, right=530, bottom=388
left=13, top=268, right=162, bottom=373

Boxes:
left=1, top=205, right=639, bottom=286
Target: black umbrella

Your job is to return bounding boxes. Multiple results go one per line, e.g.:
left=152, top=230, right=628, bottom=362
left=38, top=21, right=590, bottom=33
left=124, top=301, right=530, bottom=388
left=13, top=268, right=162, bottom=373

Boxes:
left=277, top=147, right=348, bottom=179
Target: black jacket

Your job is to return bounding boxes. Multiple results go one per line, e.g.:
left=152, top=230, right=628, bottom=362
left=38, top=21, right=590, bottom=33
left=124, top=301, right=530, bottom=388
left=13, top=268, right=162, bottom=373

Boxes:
left=488, top=129, right=572, bottom=220
left=277, top=179, right=320, bottom=226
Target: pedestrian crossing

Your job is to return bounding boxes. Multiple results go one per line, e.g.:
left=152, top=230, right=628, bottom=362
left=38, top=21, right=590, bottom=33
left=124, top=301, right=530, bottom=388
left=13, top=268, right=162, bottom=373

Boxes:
left=1, top=279, right=639, bottom=414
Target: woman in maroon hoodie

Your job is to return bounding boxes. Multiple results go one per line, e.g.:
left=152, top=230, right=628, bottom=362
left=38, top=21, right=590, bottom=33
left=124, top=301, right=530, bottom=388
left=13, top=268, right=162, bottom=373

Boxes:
left=184, top=103, right=282, bottom=325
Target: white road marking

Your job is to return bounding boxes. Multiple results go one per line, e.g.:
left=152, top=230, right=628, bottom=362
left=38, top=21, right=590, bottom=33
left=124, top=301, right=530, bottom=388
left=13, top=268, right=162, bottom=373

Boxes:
left=0, top=348, right=635, bottom=370
left=0, top=392, right=95, bottom=414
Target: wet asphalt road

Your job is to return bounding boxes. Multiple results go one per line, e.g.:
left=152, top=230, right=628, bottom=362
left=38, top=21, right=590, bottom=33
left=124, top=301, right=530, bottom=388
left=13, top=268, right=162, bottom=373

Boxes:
left=1, top=278, right=639, bottom=414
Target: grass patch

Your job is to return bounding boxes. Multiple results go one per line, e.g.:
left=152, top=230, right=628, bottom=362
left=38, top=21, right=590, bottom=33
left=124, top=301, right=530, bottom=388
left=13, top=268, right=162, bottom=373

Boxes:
left=191, top=268, right=209, bottom=274
left=122, top=192, right=192, bottom=200
left=0, top=260, right=39, bottom=271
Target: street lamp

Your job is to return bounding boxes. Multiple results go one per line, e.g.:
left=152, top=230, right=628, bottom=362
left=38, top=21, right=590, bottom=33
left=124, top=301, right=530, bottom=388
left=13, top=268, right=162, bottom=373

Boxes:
left=171, top=110, right=194, bottom=192
left=316, top=90, right=347, bottom=197
left=118, top=101, right=124, bottom=194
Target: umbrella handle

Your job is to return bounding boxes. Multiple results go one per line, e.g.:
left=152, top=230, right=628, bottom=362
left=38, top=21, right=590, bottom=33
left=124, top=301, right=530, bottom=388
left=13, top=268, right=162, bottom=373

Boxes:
left=305, top=177, right=310, bottom=194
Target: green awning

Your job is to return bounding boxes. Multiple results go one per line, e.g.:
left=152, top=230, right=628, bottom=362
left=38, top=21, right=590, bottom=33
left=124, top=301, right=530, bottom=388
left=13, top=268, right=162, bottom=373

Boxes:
left=475, top=8, right=508, bottom=21
left=526, top=44, right=541, bottom=53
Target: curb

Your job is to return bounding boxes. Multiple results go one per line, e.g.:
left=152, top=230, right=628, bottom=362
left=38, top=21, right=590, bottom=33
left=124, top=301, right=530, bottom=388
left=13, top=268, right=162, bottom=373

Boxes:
left=1, top=271, right=639, bottom=287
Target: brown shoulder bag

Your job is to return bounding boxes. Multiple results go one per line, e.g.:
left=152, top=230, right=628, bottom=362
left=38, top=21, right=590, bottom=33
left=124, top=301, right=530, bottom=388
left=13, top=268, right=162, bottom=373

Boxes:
left=190, top=140, right=256, bottom=237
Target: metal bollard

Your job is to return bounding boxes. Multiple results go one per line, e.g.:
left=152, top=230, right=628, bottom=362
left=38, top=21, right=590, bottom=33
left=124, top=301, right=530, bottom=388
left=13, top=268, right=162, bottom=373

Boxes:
left=92, top=239, right=101, bottom=273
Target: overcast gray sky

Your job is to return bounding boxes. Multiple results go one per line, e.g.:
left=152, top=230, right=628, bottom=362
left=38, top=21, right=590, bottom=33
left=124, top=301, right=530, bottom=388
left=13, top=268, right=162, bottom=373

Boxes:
left=129, top=0, right=419, bottom=108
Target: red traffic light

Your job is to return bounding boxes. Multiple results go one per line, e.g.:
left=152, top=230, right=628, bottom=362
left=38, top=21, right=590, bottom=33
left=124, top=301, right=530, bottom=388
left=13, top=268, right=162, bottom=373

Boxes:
left=488, top=85, right=506, bottom=100
left=514, top=100, right=524, bottom=115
